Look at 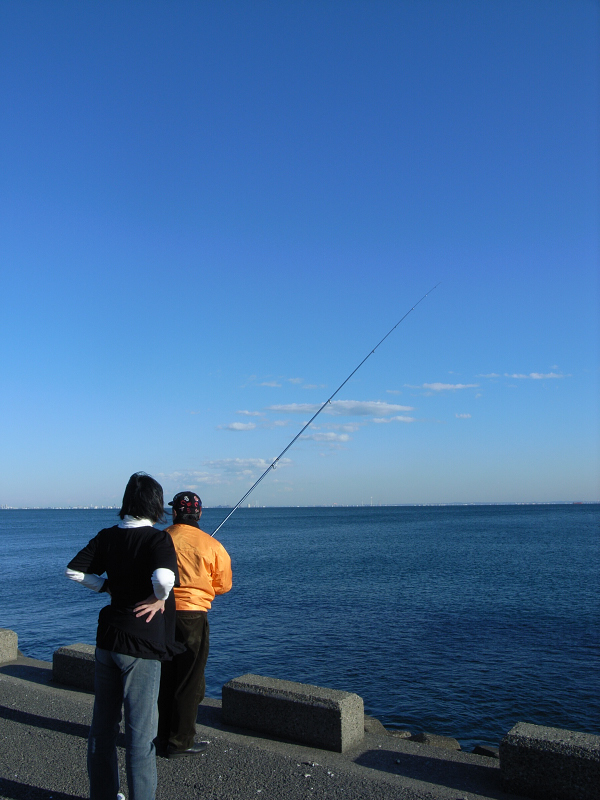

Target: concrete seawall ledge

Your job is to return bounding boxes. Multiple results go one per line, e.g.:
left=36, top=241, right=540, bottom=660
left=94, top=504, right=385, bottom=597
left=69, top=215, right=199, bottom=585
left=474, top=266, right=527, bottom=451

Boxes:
left=52, top=643, right=96, bottom=691
left=2, top=633, right=599, bottom=800
left=222, top=672, right=364, bottom=752
left=0, top=629, right=18, bottom=664
left=0, top=652, right=522, bottom=800
left=500, top=721, right=600, bottom=800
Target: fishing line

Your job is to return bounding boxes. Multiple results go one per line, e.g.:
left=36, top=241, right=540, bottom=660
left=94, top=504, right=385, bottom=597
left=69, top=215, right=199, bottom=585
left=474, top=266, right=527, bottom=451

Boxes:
left=211, top=283, right=440, bottom=536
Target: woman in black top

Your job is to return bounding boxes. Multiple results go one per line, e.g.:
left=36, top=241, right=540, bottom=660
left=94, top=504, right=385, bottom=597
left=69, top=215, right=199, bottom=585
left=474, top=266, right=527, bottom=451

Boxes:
left=66, top=473, right=181, bottom=800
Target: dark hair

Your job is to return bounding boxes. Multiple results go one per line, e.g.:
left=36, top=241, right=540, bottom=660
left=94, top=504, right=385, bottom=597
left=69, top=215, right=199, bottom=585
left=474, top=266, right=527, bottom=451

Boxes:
left=174, top=512, right=201, bottom=524
left=119, top=472, right=165, bottom=523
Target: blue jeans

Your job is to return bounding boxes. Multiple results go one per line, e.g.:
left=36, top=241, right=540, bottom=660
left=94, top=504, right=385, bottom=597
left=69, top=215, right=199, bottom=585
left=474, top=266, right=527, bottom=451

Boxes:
left=88, top=648, right=161, bottom=800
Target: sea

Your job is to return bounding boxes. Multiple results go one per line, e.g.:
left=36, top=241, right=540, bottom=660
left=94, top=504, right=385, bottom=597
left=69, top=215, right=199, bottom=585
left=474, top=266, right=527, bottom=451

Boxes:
left=1, top=504, right=598, bottom=751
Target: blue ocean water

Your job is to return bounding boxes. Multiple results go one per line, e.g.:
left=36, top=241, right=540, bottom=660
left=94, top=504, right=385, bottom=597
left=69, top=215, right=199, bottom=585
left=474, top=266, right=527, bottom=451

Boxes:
left=1, top=504, right=598, bottom=750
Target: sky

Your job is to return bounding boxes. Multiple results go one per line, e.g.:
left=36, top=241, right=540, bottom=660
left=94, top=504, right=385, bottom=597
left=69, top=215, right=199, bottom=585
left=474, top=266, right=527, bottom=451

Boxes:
left=1, top=0, right=598, bottom=509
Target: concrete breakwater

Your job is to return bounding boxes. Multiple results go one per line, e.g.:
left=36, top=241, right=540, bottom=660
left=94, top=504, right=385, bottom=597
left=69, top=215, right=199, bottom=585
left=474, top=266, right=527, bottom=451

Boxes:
left=2, top=628, right=599, bottom=800
left=52, top=642, right=467, bottom=753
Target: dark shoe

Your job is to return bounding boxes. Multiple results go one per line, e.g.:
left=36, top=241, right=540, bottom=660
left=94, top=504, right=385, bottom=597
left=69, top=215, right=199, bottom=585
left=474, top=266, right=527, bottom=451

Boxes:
left=167, top=740, right=209, bottom=758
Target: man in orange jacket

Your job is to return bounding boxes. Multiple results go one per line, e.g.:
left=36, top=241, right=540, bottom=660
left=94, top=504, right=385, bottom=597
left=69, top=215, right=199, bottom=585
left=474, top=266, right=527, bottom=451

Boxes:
left=157, top=491, right=232, bottom=758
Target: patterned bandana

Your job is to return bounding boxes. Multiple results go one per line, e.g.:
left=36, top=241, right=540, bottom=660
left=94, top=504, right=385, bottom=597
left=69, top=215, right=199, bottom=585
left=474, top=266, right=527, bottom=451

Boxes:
left=169, top=492, right=202, bottom=516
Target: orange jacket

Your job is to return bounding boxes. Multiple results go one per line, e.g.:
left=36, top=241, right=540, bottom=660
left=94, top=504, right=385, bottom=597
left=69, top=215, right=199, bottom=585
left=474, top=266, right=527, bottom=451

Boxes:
left=166, top=523, right=232, bottom=612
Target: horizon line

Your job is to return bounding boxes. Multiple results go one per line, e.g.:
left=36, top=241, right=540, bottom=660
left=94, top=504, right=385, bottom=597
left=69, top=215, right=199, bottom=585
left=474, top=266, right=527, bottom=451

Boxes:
left=1, top=501, right=598, bottom=511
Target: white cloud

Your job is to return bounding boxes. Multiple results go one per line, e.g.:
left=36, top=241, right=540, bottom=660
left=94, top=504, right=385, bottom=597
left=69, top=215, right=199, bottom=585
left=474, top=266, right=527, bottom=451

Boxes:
left=220, top=422, right=256, bottom=431
left=248, top=375, right=321, bottom=388
left=236, top=410, right=263, bottom=417
left=254, top=419, right=292, bottom=430
left=505, top=372, right=564, bottom=380
left=156, top=470, right=225, bottom=487
left=301, top=431, right=351, bottom=442
left=205, top=458, right=291, bottom=478
left=206, top=458, right=268, bottom=472
left=267, top=400, right=414, bottom=417
left=456, top=413, right=472, bottom=419
left=372, top=415, right=415, bottom=423
left=421, top=383, right=479, bottom=391
left=327, top=423, right=361, bottom=432
left=333, top=400, right=415, bottom=415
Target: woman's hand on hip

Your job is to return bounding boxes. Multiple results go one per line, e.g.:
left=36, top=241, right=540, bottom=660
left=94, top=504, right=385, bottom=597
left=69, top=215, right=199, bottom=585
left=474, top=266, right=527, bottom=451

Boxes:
left=133, top=594, right=165, bottom=622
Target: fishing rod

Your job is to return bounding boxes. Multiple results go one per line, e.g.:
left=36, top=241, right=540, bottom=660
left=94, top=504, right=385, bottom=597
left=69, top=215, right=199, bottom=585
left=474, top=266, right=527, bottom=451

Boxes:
left=211, top=283, right=440, bottom=537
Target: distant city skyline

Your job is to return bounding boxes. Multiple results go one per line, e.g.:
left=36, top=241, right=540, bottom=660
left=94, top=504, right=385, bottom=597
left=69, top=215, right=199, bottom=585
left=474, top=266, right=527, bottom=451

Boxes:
left=1, top=502, right=597, bottom=513
left=1, top=1, right=598, bottom=508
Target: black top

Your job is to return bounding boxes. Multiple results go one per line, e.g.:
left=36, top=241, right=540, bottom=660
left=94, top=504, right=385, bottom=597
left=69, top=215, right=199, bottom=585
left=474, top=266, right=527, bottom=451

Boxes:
left=68, top=525, right=184, bottom=660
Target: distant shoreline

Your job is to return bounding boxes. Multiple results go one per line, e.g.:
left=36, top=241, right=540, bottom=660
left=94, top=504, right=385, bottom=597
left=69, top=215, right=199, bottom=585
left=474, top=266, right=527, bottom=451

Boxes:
left=1, top=501, right=598, bottom=511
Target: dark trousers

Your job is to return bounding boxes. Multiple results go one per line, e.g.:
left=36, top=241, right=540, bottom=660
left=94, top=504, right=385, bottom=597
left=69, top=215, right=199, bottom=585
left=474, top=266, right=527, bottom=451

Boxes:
left=158, top=611, right=209, bottom=751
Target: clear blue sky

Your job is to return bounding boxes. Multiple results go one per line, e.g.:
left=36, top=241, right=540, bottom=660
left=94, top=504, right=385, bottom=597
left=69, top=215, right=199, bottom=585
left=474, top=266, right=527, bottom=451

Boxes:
left=1, top=0, right=598, bottom=508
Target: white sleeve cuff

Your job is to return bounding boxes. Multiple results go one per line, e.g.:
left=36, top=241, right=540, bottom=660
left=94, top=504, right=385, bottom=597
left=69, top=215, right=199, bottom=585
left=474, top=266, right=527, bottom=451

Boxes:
left=65, top=568, right=105, bottom=593
left=152, top=568, right=175, bottom=600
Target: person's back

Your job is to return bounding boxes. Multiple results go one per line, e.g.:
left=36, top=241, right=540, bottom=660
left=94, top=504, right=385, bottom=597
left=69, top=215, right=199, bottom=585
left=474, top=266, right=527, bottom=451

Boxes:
left=168, top=522, right=232, bottom=610
left=158, top=492, right=232, bottom=757
left=66, top=472, right=179, bottom=800
left=69, top=523, right=179, bottom=658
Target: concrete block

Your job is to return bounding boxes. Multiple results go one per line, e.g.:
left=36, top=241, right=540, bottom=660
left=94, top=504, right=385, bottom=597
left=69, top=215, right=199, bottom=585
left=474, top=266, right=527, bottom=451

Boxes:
left=500, top=721, right=600, bottom=800
left=52, top=643, right=96, bottom=691
left=363, top=714, right=387, bottom=735
left=0, top=629, right=18, bottom=663
left=222, top=673, right=364, bottom=752
left=472, top=744, right=499, bottom=759
left=410, top=731, right=461, bottom=750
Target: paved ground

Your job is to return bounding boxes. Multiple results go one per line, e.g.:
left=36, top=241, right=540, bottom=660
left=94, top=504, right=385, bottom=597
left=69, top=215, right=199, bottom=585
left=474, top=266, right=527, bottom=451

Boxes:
left=0, top=656, right=529, bottom=800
